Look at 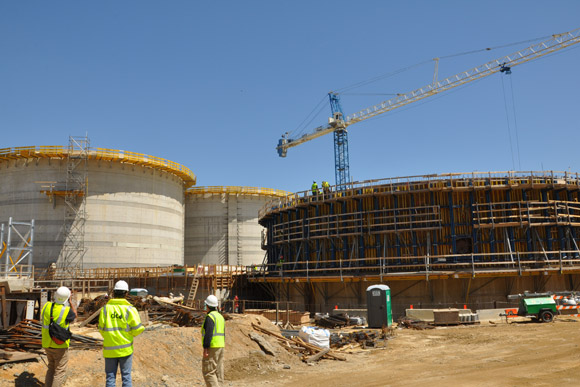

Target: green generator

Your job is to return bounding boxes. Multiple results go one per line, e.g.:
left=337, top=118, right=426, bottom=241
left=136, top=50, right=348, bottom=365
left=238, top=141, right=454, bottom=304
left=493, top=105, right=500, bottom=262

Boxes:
left=517, top=296, right=558, bottom=322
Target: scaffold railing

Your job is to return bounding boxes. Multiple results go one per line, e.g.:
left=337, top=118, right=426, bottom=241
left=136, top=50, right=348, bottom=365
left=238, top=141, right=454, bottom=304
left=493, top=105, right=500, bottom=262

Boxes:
left=247, top=249, right=580, bottom=282
left=259, top=171, right=580, bottom=219
left=35, top=264, right=248, bottom=280
left=186, top=186, right=291, bottom=198
left=0, top=145, right=196, bottom=188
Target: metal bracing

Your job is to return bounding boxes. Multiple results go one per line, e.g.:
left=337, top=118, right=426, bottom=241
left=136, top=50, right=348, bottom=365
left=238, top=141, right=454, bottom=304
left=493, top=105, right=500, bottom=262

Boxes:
left=58, top=135, right=89, bottom=277
left=0, top=217, right=34, bottom=277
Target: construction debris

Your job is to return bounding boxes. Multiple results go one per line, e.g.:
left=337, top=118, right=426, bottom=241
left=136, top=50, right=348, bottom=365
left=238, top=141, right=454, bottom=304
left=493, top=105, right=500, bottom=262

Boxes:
left=251, top=322, right=346, bottom=363
left=0, top=319, right=102, bottom=355
left=398, top=317, right=435, bottom=330
left=314, top=312, right=367, bottom=329
left=330, top=329, right=389, bottom=350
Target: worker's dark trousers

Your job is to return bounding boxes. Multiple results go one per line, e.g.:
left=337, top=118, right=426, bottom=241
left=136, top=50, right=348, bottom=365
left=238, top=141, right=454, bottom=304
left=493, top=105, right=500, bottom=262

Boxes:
left=202, top=347, right=224, bottom=387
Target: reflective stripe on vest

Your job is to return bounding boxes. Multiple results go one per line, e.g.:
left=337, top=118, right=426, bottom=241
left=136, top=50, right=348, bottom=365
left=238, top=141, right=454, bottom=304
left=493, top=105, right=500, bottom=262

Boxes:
left=41, top=302, right=71, bottom=348
left=99, top=300, right=142, bottom=358
left=202, top=311, right=225, bottom=348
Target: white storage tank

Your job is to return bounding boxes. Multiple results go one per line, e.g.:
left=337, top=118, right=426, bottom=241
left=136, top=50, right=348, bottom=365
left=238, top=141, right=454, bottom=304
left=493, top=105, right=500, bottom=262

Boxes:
left=185, top=186, right=290, bottom=266
left=0, top=146, right=195, bottom=269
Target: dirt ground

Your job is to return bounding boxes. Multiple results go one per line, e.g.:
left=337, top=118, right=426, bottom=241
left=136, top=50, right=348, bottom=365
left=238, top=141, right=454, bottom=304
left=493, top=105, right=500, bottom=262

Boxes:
left=2, top=314, right=580, bottom=386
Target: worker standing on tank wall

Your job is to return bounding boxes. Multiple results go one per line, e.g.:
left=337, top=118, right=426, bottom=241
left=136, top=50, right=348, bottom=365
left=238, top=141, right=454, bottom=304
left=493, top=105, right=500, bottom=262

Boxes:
left=98, top=280, right=145, bottom=387
left=311, top=181, right=318, bottom=197
left=201, top=294, right=225, bottom=387
left=41, top=286, right=77, bottom=387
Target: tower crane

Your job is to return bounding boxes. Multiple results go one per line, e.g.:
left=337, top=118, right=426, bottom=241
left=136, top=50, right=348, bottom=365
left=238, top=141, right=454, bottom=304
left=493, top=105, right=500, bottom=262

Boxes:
left=277, top=27, right=580, bottom=188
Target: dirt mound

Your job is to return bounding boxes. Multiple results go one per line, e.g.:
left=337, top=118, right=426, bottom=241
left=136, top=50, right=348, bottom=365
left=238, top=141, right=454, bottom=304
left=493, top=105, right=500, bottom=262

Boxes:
left=0, top=314, right=303, bottom=386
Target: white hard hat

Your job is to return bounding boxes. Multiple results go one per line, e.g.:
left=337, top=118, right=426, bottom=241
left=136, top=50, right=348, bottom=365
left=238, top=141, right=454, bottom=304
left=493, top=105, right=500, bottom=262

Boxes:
left=55, top=287, right=71, bottom=305
left=114, top=280, right=129, bottom=292
left=205, top=295, right=219, bottom=308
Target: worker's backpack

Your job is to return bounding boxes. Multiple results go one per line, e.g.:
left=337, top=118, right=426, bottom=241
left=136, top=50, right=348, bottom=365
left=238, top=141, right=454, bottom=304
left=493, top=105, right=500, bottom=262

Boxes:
left=48, top=302, right=72, bottom=345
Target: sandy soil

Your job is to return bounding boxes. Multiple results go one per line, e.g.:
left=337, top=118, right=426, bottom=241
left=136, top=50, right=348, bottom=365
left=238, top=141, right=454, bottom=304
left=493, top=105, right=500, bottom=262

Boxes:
left=2, top=315, right=580, bottom=386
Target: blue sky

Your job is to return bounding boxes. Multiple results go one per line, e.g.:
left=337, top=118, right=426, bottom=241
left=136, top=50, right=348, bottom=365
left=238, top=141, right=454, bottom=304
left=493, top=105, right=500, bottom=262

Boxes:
left=1, top=1, right=579, bottom=193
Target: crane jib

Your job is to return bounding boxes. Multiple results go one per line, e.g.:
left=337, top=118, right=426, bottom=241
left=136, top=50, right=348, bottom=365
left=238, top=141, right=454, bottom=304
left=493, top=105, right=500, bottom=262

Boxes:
left=277, top=27, right=580, bottom=186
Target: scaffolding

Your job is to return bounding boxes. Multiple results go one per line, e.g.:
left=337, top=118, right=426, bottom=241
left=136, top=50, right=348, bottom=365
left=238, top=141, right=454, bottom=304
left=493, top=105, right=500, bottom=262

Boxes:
left=256, top=171, right=580, bottom=283
left=0, top=217, right=35, bottom=278
left=57, top=136, right=89, bottom=277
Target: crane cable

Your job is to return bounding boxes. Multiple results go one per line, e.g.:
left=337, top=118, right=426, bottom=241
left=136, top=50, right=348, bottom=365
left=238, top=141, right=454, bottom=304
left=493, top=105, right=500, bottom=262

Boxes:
left=500, top=73, right=521, bottom=170
left=335, top=34, right=554, bottom=96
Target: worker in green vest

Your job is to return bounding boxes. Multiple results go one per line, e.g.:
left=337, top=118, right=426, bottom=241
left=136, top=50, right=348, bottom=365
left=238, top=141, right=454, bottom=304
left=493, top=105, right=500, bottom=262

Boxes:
left=41, top=286, right=77, bottom=387
left=98, top=280, right=145, bottom=387
left=201, top=294, right=225, bottom=387
left=311, top=181, right=318, bottom=196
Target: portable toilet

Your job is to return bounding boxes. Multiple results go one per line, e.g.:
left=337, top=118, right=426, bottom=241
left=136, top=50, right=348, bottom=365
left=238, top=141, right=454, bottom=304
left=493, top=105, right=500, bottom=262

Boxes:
left=366, top=284, right=392, bottom=328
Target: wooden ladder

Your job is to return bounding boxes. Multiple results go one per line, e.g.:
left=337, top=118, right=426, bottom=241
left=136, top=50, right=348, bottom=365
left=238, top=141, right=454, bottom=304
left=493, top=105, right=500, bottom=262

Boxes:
left=186, top=269, right=201, bottom=308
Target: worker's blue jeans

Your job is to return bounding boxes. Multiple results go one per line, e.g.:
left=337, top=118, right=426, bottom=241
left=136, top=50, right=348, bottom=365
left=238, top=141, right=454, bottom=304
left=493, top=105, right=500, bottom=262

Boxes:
left=105, top=354, right=133, bottom=387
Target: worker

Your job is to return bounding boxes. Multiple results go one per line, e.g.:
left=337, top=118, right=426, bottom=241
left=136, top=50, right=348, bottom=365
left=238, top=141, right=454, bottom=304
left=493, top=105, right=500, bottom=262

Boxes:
left=41, top=286, right=77, bottom=387
left=233, top=295, right=239, bottom=313
left=202, top=294, right=225, bottom=387
left=311, top=181, right=318, bottom=196
left=322, top=180, right=330, bottom=196
left=98, top=280, right=145, bottom=387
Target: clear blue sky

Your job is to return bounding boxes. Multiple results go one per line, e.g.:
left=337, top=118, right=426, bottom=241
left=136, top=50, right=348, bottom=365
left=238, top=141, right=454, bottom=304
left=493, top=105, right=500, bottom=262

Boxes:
left=1, top=1, right=579, bottom=193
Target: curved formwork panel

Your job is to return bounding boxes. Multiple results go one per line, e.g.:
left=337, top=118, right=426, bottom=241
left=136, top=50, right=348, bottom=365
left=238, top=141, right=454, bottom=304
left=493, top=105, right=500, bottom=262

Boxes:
left=258, top=171, right=580, bottom=280
left=185, top=187, right=290, bottom=266
left=0, top=146, right=194, bottom=269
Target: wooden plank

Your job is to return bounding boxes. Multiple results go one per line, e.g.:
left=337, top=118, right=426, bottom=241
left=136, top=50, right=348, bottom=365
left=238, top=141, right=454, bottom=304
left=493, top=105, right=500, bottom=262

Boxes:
left=304, top=348, right=330, bottom=363
left=0, top=352, right=39, bottom=365
left=79, top=307, right=102, bottom=328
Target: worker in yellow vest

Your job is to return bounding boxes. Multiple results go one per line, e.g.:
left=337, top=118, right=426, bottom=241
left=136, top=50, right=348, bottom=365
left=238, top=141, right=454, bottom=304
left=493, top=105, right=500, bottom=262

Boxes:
left=322, top=180, right=330, bottom=197
left=98, top=280, right=145, bottom=387
left=201, top=294, right=225, bottom=387
left=41, top=286, right=77, bottom=387
left=311, top=181, right=319, bottom=196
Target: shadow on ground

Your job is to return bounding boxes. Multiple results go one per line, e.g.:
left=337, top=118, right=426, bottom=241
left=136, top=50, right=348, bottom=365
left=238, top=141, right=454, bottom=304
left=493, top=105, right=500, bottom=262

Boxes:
left=15, top=372, right=43, bottom=387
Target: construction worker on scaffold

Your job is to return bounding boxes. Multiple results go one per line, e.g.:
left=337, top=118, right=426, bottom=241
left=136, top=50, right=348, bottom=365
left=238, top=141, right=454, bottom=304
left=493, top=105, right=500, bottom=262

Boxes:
left=311, top=181, right=318, bottom=197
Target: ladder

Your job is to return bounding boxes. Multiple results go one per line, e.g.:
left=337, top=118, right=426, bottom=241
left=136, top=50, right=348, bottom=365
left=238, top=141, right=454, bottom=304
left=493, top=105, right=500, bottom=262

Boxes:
left=186, top=267, right=201, bottom=308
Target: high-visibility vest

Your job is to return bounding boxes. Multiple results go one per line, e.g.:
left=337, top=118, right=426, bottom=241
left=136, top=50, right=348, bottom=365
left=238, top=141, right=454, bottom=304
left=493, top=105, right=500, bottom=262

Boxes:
left=202, top=311, right=225, bottom=348
left=98, top=298, right=145, bottom=358
left=41, top=302, right=72, bottom=349
left=311, top=183, right=318, bottom=193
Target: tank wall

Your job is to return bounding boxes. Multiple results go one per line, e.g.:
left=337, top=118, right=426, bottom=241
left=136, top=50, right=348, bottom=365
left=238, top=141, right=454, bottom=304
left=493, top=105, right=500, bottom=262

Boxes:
left=85, top=162, right=184, bottom=268
left=185, top=193, right=269, bottom=266
left=0, top=158, right=185, bottom=269
left=0, top=158, right=66, bottom=265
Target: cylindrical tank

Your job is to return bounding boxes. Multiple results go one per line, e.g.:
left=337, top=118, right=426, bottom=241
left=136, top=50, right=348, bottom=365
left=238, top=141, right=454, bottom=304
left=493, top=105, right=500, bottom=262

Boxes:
left=0, top=146, right=196, bottom=269
left=185, top=186, right=290, bottom=266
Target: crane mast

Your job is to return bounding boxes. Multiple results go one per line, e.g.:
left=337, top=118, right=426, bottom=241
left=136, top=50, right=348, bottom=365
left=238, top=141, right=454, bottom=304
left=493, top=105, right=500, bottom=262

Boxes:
left=277, top=27, right=580, bottom=187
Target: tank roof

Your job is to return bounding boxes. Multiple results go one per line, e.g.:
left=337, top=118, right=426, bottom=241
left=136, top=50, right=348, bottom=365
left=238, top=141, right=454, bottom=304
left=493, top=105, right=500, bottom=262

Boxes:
left=0, top=146, right=196, bottom=188
left=186, top=186, right=291, bottom=198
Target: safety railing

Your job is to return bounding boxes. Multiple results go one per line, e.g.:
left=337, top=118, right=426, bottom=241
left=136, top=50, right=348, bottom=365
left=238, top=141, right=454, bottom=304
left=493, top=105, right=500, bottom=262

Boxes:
left=247, top=250, right=580, bottom=281
left=259, top=171, right=580, bottom=219
left=0, top=145, right=196, bottom=187
left=0, top=264, right=34, bottom=279
left=186, top=186, right=291, bottom=197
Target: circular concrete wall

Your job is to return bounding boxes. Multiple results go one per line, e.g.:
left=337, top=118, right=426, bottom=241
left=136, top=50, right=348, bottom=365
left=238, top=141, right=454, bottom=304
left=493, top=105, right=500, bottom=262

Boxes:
left=0, top=146, right=195, bottom=269
left=185, top=187, right=290, bottom=267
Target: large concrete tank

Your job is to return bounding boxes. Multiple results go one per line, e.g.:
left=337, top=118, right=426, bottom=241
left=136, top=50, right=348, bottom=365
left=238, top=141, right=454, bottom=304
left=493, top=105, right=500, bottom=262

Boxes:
left=0, top=146, right=195, bottom=269
left=185, top=186, right=290, bottom=266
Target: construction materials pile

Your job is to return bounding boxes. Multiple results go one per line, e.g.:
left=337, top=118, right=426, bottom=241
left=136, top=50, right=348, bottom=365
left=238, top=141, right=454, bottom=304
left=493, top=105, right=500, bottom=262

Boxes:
left=77, top=294, right=207, bottom=328
left=314, top=312, right=366, bottom=328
